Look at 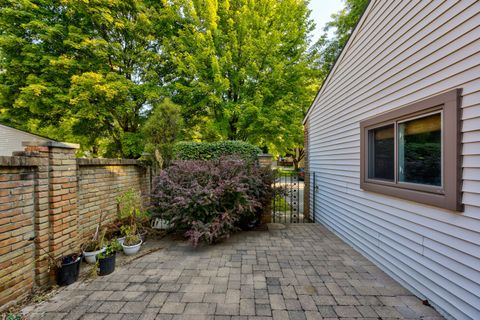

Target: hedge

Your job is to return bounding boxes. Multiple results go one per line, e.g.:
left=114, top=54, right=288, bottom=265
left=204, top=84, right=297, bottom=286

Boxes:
left=173, top=141, right=261, bottom=162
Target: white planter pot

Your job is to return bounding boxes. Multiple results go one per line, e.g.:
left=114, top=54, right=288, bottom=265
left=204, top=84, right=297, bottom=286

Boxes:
left=83, top=247, right=106, bottom=264
left=122, top=239, right=142, bottom=256
left=151, top=218, right=169, bottom=230
left=117, top=237, right=125, bottom=245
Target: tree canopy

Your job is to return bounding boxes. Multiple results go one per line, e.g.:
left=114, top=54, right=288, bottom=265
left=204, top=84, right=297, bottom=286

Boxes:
left=312, top=0, right=369, bottom=80
left=0, top=0, right=176, bottom=157
left=0, top=0, right=367, bottom=158
left=164, top=0, right=318, bottom=155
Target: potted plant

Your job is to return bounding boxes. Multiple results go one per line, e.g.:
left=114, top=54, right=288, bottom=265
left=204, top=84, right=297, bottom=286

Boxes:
left=135, top=209, right=150, bottom=242
left=97, top=239, right=121, bottom=276
left=117, top=225, right=128, bottom=245
left=82, top=237, right=105, bottom=264
left=56, top=253, right=82, bottom=286
left=117, top=190, right=151, bottom=242
left=121, top=224, right=142, bottom=256
left=82, top=215, right=106, bottom=264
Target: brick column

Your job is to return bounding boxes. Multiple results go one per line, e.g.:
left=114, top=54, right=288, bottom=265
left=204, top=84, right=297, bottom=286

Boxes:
left=22, top=141, right=79, bottom=285
left=257, top=154, right=273, bottom=224
left=257, top=154, right=273, bottom=168
left=46, top=142, right=79, bottom=261
left=20, top=144, right=51, bottom=286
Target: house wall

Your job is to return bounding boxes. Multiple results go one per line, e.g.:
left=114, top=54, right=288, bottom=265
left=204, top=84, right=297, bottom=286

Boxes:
left=0, top=124, right=49, bottom=156
left=303, top=120, right=310, bottom=221
left=307, top=1, right=480, bottom=319
left=0, top=143, right=151, bottom=310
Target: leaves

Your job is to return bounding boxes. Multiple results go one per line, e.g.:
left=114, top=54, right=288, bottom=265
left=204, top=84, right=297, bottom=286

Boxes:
left=164, top=0, right=319, bottom=154
left=0, top=0, right=175, bottom=157
left=142, top=99, right=183, bottom=167
left=173, top=141, right=261, bottom=163
left=0, top=0, right=366, bottom=157
left=150, top=156, right=274, bottom=246
left=311, top=0, right=369, bottom=80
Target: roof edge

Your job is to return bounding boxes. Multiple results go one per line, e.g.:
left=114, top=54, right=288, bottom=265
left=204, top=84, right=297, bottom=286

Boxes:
left=22, top=141, right=79, bottom=149
left=0, top=123, right=56, bottom=142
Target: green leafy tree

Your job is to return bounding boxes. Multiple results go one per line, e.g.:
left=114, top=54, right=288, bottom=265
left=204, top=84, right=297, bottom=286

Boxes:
left=142, top=99, right=183, bottom=168
left=165, top=0, right=319, bottom=155
left=0, top=0, right=176, bottom=157
left=312, top=0, right=369, bottom=80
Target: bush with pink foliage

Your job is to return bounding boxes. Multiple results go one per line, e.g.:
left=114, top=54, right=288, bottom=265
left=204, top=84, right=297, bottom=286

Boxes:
left=151, top=157, right=273, bottom=246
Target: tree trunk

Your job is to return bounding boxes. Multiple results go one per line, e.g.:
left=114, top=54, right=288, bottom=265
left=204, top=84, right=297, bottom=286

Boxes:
left=293, top=159, right=299, bottom=171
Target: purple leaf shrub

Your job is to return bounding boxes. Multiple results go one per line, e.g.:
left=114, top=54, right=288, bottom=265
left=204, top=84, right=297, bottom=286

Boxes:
left=151, top=156, right=273, bottom=246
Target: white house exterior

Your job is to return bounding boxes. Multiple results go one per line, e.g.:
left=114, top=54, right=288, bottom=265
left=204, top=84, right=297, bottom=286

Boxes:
left=304, top=1, right=480, bottom=319
left=0, top=124, right=50, bottom=156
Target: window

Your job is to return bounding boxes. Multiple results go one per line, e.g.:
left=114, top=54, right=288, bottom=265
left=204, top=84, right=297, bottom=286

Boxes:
left=360, top=89, right=462, bottom=211
left=368, top=124, right=395, bottom=181
left=398, top=112, right=441, bottom=186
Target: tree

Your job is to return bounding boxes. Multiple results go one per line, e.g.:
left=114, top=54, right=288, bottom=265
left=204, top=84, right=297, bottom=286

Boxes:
left=312, top=0, right=369, bottom=80
left=1, top=0, right=346, bottom=158
left=142, top=99, right=183, bottom=168
left=285, top=0, right=369, bottom=168
left=286, top=147, right=305, bottom=171
left=0, top=0, right=176, bottom=157
left=165, top=0, right=320, bottom=155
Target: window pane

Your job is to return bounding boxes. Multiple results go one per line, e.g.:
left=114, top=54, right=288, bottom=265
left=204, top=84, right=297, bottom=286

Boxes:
left=398, top=113, right=441, bottom=186
left=368, top=124, right=394, bottom=181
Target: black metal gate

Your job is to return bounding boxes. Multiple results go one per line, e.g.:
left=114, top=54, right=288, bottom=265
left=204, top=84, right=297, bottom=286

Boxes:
left=271, top=170, right=306, bottom=223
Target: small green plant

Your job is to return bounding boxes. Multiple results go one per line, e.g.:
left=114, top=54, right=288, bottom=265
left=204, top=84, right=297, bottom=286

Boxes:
left=98, top=239, right=121, bottom=259
left=117, top=189, right=142, bottom=220
left=5, top=313, right=22, bottom=320
left=82, top=228, right=106, bottom=252
left=117, top=190, right=150, bottom=235
left=82, top=212, right=106, bottom=252
left=120, top=225, right=133, bottom=237
left=124, top=233, right=141, bottom=246
left=122, top=223, right=141, bottom=246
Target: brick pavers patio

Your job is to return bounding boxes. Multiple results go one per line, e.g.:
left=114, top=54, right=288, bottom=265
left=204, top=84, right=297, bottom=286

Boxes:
left=27, top=224, right=444, bottom=319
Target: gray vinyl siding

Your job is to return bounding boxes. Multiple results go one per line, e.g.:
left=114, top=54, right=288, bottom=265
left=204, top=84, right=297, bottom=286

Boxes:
left=0, top=124, right=49, bottom=156
left=307, top=1, right=480, bottom=319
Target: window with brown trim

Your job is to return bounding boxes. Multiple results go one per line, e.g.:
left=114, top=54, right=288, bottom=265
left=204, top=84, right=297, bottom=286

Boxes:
left=360, top=89, right=462, bottom=211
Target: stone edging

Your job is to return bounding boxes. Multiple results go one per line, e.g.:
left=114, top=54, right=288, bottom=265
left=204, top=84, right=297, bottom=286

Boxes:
left=76, top=158, right=143, bottom=166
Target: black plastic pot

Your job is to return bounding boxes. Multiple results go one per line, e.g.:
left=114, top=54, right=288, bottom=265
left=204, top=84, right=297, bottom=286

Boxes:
left=56, top=254, right=81, bottom=286
left=98, top=253, right=116, bottom=276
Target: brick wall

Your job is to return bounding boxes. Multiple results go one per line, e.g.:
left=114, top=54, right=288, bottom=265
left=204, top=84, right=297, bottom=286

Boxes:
left=0, top=164, right=36, bottom=307
left=257, top=154, right=273, bottom=168
left=77, top=159, right=150, bottom=241
left=0, top=142, right=150, bottom=310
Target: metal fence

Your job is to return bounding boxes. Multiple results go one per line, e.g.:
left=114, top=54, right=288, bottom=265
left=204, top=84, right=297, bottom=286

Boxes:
left=271, top=170, right=308, bottom=223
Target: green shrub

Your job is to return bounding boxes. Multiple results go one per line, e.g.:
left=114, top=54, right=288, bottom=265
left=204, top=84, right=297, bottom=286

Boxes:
left=173, top=141, right=261, bottom=163
left=150, top=156, right=274, bottom=246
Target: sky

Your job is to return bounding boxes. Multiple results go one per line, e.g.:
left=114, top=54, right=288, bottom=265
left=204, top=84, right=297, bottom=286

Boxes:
left=308, top=0, right=345, bottom=43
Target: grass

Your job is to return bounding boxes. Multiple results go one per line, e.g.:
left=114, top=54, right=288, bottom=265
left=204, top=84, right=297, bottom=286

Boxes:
left=272, top=194, right=292, bottom=211
left=276, top=169, right=297, bottom=176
